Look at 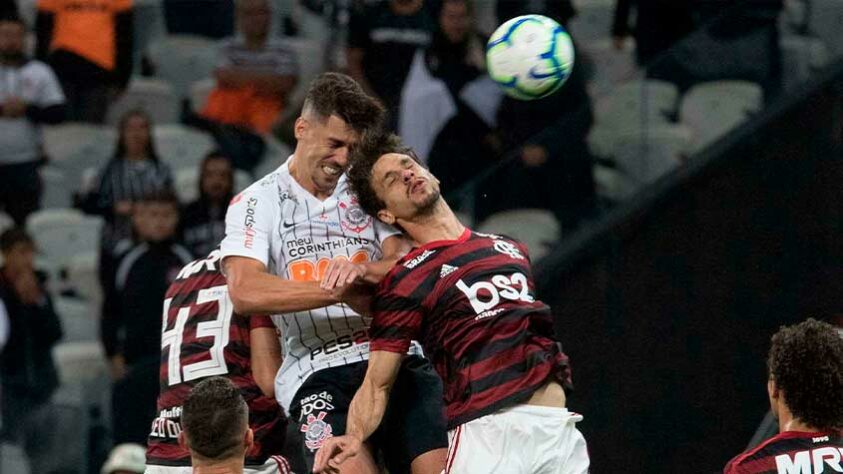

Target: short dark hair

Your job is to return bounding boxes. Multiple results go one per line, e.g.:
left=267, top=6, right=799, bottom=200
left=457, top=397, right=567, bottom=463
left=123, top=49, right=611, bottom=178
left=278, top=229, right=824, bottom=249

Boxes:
left=768, top=318, right=843, bottom=430
left=346, top=132, right=417, bottom=218
left=302, top=73, right=385, bottom=134
left=0, top=14, right=26, bottom=29
left=0, top=227, right=34, bottom=253
left=182, top=377, right=248, bottom=461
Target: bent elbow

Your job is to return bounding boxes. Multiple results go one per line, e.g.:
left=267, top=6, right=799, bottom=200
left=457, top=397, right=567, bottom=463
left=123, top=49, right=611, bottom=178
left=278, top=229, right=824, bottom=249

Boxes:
left=227, top=281, right=256, bottom=315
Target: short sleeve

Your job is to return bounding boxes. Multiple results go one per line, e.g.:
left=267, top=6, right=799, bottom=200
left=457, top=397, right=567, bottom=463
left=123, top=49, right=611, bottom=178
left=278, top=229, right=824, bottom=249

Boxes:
left=219, top=187, right=276, bottom=267
left=373, top=219, right=401, bottom=246
left=368, top=283, right=422, bottom=354
left=34, top=63, right=65, bottom=106
left=249, top=314, right=275, bottom=330
left=347, top=4, right=371, bottom=50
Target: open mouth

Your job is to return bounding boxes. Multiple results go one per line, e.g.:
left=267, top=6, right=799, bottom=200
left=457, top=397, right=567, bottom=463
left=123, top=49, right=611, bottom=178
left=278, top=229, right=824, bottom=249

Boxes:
left=322, top=164, right=341, bottom=177
left=410, top=179, right=425, bottom=195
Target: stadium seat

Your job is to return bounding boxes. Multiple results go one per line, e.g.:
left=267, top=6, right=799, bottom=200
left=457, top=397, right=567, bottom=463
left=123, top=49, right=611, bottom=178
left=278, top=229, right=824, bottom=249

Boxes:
left=39, top=166, right=71, bottom=209
left=66, top=252, right=101, bottom=304
left=53, top=341, right=108, bottom=384
left=581, top=39, right=639, bottom=97
left=594, top=79, right=680, bottom=130
left=807, top=0, right=843, bottom=57
left=189, top=77, right=216, bottom=112
left=54, top=297, right=96, bottom=343
left=593, top=162, right=638, bottom=202
left=679, top=81, right=763, bottom=153
left=780, top=35, right=830, bottom=90
left=148, top=35, right=218, bottom=98
left=154, top=124, right=217, bottom=171
left=476, top=209, right=560, bottom=261
left=568, top=0, right=615, bottom=42
left=26, top=210, right=103, bottom=279
left=0, top=211, right=12, bottom=234
left=610, top=124, right=693, bottom=186
left=106, top=78, right=180, bottom=126
left=283, top=38, right=324, bottom=115
left=133, top=0, right=167, bottom=58
left=42, top=123, right=115, bottom=166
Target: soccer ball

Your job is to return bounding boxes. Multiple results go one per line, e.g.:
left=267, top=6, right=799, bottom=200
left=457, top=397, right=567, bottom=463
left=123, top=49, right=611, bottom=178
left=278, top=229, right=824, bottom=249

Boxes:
left=486, top=15, right=575, bottom=100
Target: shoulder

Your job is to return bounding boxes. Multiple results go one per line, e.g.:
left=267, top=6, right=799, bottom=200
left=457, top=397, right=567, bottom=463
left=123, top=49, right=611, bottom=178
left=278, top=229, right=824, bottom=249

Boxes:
left=21, top=60, right=57, bottom=78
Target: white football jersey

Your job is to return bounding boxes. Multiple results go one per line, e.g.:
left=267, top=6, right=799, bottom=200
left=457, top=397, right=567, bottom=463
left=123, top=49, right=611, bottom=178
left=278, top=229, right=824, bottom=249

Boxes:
left=221, top=160, right=420, bottom=411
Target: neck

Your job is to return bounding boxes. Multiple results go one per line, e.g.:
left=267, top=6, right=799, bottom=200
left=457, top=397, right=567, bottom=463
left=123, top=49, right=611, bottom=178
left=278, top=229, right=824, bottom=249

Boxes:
left=288, top=154, right=334, bottom=200
left=125, top=152, right=147, bottom=161
left=245, top=34, right=267, bottom=49
left=398, top=200, right=465, bottom=245
left=777, top=405, right=822, bottom=434
left=192, top=459, right=244, bottom=474
left=391, top=0, right=421, bottom=15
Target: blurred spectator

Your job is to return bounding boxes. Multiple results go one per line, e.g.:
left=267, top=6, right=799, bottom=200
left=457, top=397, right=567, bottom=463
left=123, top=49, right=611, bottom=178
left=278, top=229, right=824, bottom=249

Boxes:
left=78, top=109, right=174, bottom=254
left=182, top=152, right=235, bottom=257
left=347, top=0, right=435, bottom=128
left=0, top=227, right=62, bottom=472
left=0, top=14, right=65, bottom=226
left=496, top=0, right=577, bottom=27
left=100, top=192, right=192, bottom=444
left=101, top=443, right=146, bottom=474
left=611, top=0, right=694, bottom=67
left=163, top=0, right=235, bottom=39
left=35, top=0, right=133, bottom=123
left=179, top=377, right=253, bottom=472
left=200, top=0, right=298, bottom=135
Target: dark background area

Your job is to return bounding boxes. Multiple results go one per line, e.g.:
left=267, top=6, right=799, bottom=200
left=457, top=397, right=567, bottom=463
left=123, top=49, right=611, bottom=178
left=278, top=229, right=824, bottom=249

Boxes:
left=537, top=59, right=843, bottom=473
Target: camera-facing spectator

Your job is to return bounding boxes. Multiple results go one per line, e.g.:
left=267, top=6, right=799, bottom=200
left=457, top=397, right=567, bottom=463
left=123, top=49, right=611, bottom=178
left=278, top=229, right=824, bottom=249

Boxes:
left=182, top=152, right=235, bottom=257
left=35, top=0, right=133, bottom=123
left=425, top=0, right=485, bottom=97
left=347, top=0, right=435, bottom=128
left=100, top=191, right=192, bottom=444
left=79, top=109, right=174, bottom=254
left=199, top=0, right=298, bottom=135
left=0, top=227, right=62, bottom=472
left=611, top=0, right=694, bottom=67
left=0, top=14, right=65, bottom=226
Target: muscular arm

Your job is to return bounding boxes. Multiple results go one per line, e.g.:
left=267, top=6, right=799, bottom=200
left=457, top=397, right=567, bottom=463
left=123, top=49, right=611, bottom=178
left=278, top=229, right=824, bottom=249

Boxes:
left=224, top=256, right=338, bottom=315
left=250, top=325, right=282, bottom=398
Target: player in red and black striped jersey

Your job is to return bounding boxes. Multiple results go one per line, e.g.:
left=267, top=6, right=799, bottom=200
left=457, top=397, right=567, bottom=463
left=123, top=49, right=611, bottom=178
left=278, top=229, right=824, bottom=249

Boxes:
left=724, top=318, right=843, bottom=474
left=145, top=249, right=292, bottom=474
left=314, top=134, right=589, bottom=474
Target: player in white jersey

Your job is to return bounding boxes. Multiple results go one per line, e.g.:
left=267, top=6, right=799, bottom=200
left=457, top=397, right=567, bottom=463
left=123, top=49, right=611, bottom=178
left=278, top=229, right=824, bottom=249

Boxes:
left=221, top=73, right=448, bottom=474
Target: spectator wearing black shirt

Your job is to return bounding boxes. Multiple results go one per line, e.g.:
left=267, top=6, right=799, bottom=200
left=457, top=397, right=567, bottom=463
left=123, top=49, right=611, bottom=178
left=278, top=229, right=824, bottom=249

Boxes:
left=182, top=152, right=234, bottom=258
left=496, top=0, right=577, bottom=28
left=347, top=0, right=435, bottom=128
left=0, top=15, right=66, bottom=226
left=101, top=192, right=192, bottom=444
left=611, top=0, right=694, bottom=67
left=0, top=227, right=62, bottom=472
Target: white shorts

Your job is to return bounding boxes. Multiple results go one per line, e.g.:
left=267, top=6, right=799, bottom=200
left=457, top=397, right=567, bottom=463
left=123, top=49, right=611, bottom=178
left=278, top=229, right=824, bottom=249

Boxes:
left=445, top=405, right=589, bottom=474
left=145, top=455, right=294, bottom=474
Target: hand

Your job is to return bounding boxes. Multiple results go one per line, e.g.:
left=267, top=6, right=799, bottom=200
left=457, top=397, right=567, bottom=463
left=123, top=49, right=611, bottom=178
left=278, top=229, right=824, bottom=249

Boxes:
left=313, top=434, right=363, bottom=473
left=333, top=283, right=373, bottom=316
left=521, top=144, right=548, bottom=167
left=114, top=200, right=133, bottom=215
left=109, top=354, right=127, bottom=380
left=13, top=271, right=42, bottom=306
left=2, top=97, right=27, bottom=117
left=320, top=257, right=366, bottom=290
left=612, top=35, right=627, bottom=50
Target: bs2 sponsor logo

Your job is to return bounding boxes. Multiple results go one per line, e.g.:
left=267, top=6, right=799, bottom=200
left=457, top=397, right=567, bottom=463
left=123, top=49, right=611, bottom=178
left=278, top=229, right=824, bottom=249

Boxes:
left=456, top=272, right=534, bottom=316
left=243, top=197, right=258, bottom=249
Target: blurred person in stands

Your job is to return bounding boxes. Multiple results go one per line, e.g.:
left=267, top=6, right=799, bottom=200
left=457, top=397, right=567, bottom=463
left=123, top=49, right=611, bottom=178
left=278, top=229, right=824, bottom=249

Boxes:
left=611, top=0, right=694, bottom=70
left=182, top=152, right=235, bottom=257
left=145, top=248, right=291, bottom=473
left=200, top=0, right=298, bottom=136
left=79, top=109, right=174, bottom=254
left=347, top=0, right=435, bottom=128
left=496, top=0, right=576, bottom=28
left=724, top=318, right=843, bottom=473
left=100, top=191, right=192, bottom=445
left=35, top=0, right=133, bottom=123
left=178, top=377, right=259, bottom=474
left=102, top=443, right=146, bottom=474
left=0, top=14, right=65, bottom=226
left=0, top=227, right=62, bottom=472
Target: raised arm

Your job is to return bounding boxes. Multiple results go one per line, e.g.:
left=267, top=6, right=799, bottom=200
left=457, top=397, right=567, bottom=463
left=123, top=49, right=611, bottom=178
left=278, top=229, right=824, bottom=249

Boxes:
left=313, top=350, right=404, bottom=473
left=250, top=320, right=282, bottom=398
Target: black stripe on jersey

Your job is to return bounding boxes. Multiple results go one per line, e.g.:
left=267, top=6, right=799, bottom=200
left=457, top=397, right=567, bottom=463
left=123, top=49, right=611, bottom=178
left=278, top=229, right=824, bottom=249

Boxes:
left=407, top=247, right=501, bottom=302
left=370, top=322, right=416, bottom=343
left=375, top=293, right=418, bottom=313
left=468, top=350, right=552, bottom=396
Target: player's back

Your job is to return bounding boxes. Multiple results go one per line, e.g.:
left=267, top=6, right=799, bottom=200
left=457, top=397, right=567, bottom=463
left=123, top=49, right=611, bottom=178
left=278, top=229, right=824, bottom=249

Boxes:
left=724, top=430, right=843, bottom=473
left=146, top=249, right=286, bottom=467
left=372, top=230, right=571, bottom=428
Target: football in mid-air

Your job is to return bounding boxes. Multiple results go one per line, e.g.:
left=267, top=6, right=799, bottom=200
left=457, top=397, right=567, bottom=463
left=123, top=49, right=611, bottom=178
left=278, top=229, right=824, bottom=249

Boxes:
left=486, top=14, right=575, bottom=100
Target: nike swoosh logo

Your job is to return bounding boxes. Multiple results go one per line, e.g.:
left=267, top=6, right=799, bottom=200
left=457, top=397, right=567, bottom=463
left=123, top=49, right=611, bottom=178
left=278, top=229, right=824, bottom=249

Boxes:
left=282, top=220, right=297, bottom=228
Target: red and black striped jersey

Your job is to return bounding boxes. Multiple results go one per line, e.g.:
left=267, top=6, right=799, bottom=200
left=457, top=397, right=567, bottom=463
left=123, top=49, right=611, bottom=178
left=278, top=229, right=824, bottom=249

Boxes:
left=724, top=430, right=843, bottom=473
left=369, top=229, right=572, bottom=429
left=146, top=249, right=286, bottom=467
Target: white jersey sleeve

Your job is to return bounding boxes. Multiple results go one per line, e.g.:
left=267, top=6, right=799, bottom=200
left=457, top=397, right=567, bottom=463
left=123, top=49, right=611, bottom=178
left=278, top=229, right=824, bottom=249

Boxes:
left=220, top=182, right=278, bottom=267
left=373, top=220, right=402, bottom=245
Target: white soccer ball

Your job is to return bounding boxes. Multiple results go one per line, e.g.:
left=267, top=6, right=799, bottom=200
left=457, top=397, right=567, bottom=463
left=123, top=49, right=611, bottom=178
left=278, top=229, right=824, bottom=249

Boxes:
left=486, top=14, right=575, bottom=100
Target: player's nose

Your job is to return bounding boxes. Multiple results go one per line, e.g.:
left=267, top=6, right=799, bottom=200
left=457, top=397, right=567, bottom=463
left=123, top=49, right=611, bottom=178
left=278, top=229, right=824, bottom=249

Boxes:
left=402, top=169, right=415, bottom=183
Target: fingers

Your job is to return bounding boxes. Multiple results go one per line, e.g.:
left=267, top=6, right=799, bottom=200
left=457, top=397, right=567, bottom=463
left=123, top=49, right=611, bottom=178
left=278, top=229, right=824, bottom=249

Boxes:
left=321, top=259, right=365, bottom=290
left=313, top=439, right=333, bottom=472
left=321, top=259, right=339, bottom=290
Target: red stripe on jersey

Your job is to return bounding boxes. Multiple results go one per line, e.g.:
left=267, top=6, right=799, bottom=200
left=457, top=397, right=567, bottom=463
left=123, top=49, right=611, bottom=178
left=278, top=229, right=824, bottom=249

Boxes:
left=724, top=430, right=843, bottom=473
left=446, top=424, right=462, bottom=474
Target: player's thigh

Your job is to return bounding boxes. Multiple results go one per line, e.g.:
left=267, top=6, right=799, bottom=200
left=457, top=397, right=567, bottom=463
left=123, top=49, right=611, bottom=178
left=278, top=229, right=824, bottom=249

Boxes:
left=534, top=415, right=589, bottom=474
left=378, top=355, right=449, bottom=474
left=445, top=415, right=526, bottom=474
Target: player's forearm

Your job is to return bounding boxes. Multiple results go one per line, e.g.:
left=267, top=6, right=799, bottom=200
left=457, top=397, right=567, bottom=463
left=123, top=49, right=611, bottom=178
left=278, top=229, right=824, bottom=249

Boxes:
left=228, top=270, right=338, bottom=315
left=345, top=378, right=390, bottom=442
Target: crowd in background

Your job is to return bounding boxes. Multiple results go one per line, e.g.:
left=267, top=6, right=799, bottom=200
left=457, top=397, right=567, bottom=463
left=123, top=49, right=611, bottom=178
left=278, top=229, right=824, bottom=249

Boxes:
left=0, top=0, right=836, bottom=471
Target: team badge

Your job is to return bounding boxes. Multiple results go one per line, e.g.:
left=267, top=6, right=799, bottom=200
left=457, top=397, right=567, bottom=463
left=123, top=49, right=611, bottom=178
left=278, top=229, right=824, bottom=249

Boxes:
left=339, top=200, right=371, bottom=233
left=300, top=411, right=333, bottom=451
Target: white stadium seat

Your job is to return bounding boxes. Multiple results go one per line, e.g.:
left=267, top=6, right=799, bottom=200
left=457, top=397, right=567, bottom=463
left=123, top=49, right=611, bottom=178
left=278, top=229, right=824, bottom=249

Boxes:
left=106, top=77, right=181, bottom=126
left=581, top=39, right=639, bottom=98
left=154, top=124, right=217, bottom=171
left=679, top=81, right=763, bottom=153
left=66, top=251, right=101, bottom=304
left=477, top=209, right=560, bottom=261
left=807, top=0, right=843, bottom=57
left=568, top=0, right=615, bottom=42
left=26, top=209, right=103, bottom=277
left=189, top=77, right=216, bottom=112
left=594, top=79, right=680, bottom=130
left=53, top=341, right=108, bottom=386
left=610, top=124, right=693, bottom=186
left=780, top=35, right=830, bottom=91
left=42, top=122, right=115, bottom=166
left=54, top=297, right=97, bottom=343
left=148, top=35, right=219, bottom=98
left=0, top=211, right=13, bottom=233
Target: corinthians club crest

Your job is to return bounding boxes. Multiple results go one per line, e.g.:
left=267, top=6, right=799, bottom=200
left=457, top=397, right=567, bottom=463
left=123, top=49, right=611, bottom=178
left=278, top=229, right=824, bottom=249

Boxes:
left=300, top=411, right=333, bottom=451
left=339, top=199, right=371, bottom=234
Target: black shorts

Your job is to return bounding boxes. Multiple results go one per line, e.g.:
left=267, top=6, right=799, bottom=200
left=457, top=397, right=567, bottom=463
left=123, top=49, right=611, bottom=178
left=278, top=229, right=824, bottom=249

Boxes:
left=284, top=355, right=448, bottom=474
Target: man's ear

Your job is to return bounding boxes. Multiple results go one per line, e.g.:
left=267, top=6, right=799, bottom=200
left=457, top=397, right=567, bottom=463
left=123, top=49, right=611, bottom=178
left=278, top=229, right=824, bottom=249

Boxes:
left=377, top=209, right=396, bottom=225
left=768, top=378, right=780, bottom=400
left=178, top=430, right=189, bottom=450
left=294, top=117, right=307, bottom=141
left=244, top=427, right=255, bottom=451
